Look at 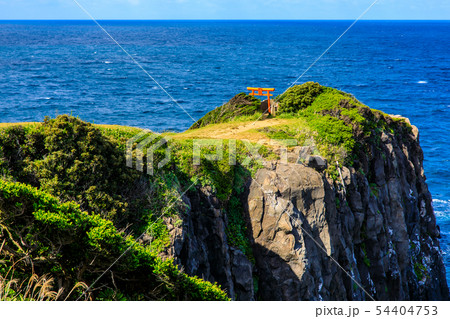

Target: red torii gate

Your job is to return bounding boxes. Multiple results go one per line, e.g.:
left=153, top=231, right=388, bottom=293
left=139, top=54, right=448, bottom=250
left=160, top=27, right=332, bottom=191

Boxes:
left=247, top=87, right=275, bottom=114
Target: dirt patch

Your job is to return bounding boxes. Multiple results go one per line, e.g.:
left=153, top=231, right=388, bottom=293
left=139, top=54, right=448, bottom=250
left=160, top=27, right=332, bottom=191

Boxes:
left=172, top=118, right=293, bottom=143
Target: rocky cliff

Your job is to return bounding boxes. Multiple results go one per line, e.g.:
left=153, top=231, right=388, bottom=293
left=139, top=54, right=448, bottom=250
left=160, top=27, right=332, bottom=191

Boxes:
left=160, top=84, right=449, bottom=301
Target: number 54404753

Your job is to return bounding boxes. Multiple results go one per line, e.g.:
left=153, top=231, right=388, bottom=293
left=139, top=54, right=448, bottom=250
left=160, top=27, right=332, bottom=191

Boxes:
left=375, top=306, right=438, bottom=316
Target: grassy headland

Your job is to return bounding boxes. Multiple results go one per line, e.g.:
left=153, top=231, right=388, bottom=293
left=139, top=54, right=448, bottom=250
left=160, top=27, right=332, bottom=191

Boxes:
left=0, top=82, right=412, bottom=300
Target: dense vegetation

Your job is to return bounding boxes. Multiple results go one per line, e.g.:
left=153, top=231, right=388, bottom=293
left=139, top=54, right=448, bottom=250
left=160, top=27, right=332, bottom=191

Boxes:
left=0, top=115, right=268, bottom=300
left=276, top=82, right=412, bottom=176
left=0, top=116, right=229, bottom=300
left=277, top=82, right=323, bottom=113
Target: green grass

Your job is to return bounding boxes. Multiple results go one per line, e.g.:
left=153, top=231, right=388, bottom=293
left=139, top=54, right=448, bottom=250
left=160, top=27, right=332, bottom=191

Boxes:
left=165, top=82, right=412, bottom=185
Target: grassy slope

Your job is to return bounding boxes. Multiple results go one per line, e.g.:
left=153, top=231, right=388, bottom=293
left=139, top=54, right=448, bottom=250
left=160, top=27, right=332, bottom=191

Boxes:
left=174, top=83, right=411, bottom=177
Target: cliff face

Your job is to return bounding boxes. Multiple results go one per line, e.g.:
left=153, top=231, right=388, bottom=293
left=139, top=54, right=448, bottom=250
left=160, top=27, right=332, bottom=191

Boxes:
left=164, top=117, right=449, bottom=301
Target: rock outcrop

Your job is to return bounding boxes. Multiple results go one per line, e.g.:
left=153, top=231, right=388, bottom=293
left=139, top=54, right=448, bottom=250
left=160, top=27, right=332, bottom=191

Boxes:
left=164, top=119, right=449, bottom=301
left=162, top=186, right=255, bottom=300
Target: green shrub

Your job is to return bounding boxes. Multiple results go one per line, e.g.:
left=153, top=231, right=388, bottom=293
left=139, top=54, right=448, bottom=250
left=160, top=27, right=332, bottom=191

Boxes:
left=277, top=82, right=323, bottom=114
left=0, top=179, right=229, bottom=301
left=0, top=116, right=157, bottom=228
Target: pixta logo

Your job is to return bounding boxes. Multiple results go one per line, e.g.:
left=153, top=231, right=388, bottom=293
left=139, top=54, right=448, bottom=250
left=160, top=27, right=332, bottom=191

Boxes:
left=126, top=130, right=171, bottom=176
left=126, top=129, right=327, bottom=174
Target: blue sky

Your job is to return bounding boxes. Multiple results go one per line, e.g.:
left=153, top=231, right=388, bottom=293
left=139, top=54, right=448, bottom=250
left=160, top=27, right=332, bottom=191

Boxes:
left=0, top=0, right=449, bottom=20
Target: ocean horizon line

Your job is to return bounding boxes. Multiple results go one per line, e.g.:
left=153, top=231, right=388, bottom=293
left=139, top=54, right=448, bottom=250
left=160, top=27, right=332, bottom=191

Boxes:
left=0, top=19, right=449, bottom=22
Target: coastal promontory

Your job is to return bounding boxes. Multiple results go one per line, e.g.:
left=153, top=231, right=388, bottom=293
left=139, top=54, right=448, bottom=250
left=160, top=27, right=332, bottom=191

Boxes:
left=0, top=82, right=447, bottom=300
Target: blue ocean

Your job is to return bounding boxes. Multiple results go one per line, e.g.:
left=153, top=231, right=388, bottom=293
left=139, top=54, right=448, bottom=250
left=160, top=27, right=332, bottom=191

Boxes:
left=0, top=20, right=449, bottom=280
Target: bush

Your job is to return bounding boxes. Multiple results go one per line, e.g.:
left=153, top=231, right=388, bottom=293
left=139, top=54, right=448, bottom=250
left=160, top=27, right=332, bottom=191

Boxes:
left=0, top=116, right=152, bottom=226
left=277, top=82, right=323, bottom=114
left=0, top=179, right=229, bottom=300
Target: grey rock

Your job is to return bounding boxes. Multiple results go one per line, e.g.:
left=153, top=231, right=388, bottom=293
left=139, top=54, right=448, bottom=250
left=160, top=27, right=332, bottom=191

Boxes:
left=305, top=155, right=328, bottom=171
left=230, top=248, right=254, bottom=300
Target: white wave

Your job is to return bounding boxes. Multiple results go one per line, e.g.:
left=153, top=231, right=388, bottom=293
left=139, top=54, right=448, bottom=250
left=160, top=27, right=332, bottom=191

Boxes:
left=434, top=199, right=450, bottom=204
left=417, top=80, right=428, bottom=84
left=433, top=199, right=450, bottom=221
left=104, top=61, right=113, bottom=64
left=436, top=212, right=450, bottom=221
